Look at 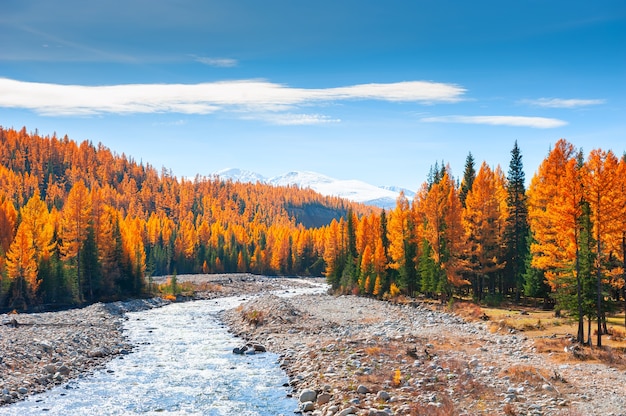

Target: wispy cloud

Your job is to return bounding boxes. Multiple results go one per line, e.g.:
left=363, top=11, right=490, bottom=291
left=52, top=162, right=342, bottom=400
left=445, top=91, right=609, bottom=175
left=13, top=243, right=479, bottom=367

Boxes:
left=193, top=56, right=238, bottom=67
left=0, top=78, right=466, bottom=117
left=421, top=115, right=567, bottom=129
left=247, top=113, right=341, bottom=126
left=522, top=97, right=606, bottom=108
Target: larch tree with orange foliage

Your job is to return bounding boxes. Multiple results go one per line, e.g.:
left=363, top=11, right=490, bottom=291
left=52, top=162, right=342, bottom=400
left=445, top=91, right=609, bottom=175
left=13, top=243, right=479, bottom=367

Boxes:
left=582, top=149, right=625, bottom=347
left=417, top=167, right=468, bottom=297
left=463, top=162, right=507, bottom=301
left=6, top=223, right=39, bottom=307
left=60, top=180, right=92, bottom=303
left=528, top=141, right=597, bottom=344
left=387, top=192, right=417, bottom=295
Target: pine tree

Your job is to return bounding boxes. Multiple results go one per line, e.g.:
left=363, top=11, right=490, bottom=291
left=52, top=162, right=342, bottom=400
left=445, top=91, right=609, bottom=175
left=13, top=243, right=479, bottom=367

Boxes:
left=504, top=141, right=529, bottom=300
left=459, top=152, right=476, bottom=208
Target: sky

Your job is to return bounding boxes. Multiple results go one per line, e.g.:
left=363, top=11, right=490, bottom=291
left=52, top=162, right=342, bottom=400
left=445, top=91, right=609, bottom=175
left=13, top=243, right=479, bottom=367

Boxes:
left=0, top=0, right=624, bottom=190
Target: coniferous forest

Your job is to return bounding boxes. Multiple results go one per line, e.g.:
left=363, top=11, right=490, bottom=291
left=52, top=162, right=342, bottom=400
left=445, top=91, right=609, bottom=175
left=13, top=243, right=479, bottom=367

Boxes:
left=1, top=127, right=625, bottom=344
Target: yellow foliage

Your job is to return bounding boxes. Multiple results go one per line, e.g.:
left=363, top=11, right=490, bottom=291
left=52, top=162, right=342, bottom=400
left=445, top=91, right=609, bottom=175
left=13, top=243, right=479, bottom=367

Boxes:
left=389, top=282, right=401, bottom=298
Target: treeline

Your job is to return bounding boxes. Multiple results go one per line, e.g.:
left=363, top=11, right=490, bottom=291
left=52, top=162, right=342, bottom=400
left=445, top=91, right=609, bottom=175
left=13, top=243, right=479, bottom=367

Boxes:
left=325, top=139, right=626, bottom=346
left=0, top=127, right=368, bottom=310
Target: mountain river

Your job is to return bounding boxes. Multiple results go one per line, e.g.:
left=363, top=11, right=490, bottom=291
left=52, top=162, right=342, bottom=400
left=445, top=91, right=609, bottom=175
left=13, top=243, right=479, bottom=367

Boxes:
left=0, top=282, right=326, bottom=415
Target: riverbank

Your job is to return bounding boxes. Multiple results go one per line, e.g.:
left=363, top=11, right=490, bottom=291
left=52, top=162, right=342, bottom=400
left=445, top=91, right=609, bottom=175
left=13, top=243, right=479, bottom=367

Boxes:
left=0, top=298, right=169, bottom=405
left=223, top=293, right=626, bottom=416
left=0, top=275, right=320, bottom=406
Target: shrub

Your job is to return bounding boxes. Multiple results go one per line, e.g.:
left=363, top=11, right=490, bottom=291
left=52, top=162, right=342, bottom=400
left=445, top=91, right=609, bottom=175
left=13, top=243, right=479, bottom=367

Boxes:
left=242, top=309, right=265, bottom=327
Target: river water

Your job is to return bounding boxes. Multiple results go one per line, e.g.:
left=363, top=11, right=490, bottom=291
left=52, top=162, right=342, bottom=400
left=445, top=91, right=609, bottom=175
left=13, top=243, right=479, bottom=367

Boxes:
left=1, top=283, right=326, bottom=415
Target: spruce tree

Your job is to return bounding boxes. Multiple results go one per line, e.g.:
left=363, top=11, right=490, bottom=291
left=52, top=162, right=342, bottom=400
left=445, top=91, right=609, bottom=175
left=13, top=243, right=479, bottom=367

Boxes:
left=459, top=152, right=476, bottom=208
left=504, top=141, right=529, bottom=300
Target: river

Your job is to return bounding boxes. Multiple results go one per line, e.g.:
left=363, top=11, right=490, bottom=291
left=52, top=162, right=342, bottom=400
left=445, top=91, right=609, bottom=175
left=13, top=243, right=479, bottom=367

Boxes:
left=1, top=283, right=326, bottom=415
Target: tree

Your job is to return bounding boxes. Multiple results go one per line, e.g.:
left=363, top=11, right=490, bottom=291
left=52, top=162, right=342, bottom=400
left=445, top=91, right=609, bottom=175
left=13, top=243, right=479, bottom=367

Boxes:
left=6, top=223, right=39, bottom=307
left=504, top=141, right=529, bottom=300
left=60, top=180, right=92, bottom=303
left=388, top=192, right=417, bottom=294
left=418, top=167, right=468, bottom=297
left=459, top=152, right=476, bottom=208
left=463, top=162, right=507, bottom=300
left=582, top=149, right=623, bottom=347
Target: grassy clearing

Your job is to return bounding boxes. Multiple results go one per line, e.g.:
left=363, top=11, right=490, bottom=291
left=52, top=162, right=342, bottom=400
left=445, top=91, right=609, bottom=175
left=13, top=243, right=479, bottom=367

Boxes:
left=444, top=298, right=626, bottom=369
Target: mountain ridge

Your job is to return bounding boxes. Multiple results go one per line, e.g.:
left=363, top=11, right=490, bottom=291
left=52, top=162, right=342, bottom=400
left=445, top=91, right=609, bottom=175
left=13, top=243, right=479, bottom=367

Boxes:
left=213, top=168, right=415, bottom=209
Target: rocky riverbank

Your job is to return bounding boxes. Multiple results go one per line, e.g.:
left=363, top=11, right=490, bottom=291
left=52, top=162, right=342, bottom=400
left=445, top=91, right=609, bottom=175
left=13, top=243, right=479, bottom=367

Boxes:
left=223, top=293, right=626, bottom=416
left=0, top=298, right=169, bottom=405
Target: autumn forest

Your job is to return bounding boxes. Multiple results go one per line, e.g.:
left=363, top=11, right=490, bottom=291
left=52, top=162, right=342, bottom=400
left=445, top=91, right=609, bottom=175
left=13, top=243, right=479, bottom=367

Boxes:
left=1, top=127, right=625, bottom=345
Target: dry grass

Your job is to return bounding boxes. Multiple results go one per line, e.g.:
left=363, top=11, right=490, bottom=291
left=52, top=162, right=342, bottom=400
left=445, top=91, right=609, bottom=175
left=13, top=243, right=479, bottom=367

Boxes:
left=451, top=301, right=486, bottom=321
left=241, top=309, right=266, bottom=327
left=501, top=364, right=551, bottom=384
left=364, top=346, right=383, bottom=356
left=607, top=326, right=626, bottom=342
left=409, top=396, right=457, bottom=416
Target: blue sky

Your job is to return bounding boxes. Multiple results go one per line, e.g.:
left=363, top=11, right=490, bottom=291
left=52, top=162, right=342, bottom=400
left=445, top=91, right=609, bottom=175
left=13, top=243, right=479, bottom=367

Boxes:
left=0, top=0, right=624, bottom=190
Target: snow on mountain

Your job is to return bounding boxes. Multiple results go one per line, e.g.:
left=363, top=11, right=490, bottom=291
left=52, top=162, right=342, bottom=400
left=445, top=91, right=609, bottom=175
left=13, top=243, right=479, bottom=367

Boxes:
left=379, top=185, right=416, bottom=200
left=213, top=168, right=267, bottom=184
left=212, top=168, right=411, bottom=209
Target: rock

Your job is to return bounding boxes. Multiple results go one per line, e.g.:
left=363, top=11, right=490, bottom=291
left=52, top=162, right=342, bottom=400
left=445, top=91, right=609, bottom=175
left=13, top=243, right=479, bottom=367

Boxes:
left=44, top=364, right=57, bottom=373
left=300, top=388, right=317, bottom=403
left=317, top=392, right=332, bottom=405
left=8, top=318, right=19, bottom=327
left=88, top=347, right=109, bottom=358
left=232, top=345, right=248, bottom=355
left=376, top=391, right=391, bottom=402
left=542, top=384, right=555, bottom=392
left=58, top=364, right=71, bottom=375
left=17, top=387, right=28, bottom=395
left=368, top=410, right=391, bottom=416
left=357, top=384, right=370, bottom=394
left=337, top=408, right=357, bottom=416
left=251, top=343, right=266, bottom=352
left=300, top=401, right=315, bottom=412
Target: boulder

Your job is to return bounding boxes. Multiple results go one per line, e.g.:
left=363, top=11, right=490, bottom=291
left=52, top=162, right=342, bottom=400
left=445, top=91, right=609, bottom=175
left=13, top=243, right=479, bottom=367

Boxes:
left=317, top=392, right=332, bottom=405
left=232, top=345, right=248, bottom=355
left=300, top=401, right=315, bottom=412
left=337, top=408, right=357, bottom=416
left=376, top=391, right=391, bottom=402
left=299, top=388, right=317, bottom=403
left=356, top=385, right=369, bottom=394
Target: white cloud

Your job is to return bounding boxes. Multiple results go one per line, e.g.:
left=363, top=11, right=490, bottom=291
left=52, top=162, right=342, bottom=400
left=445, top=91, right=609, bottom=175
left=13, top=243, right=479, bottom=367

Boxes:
left=0, top=78, right=466, bottom=117
left=194, top=56, right=238, bottom=67
left=522, top=98, right=606, bottom=108
left=252, top=113, right=341, bottom=126
left=421, top=115, right=567, bottom=129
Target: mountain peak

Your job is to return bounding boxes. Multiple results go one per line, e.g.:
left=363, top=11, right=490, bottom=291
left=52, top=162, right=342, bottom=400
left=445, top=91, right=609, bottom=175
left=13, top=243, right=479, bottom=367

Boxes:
left=212, top=168, right=413, bottom=209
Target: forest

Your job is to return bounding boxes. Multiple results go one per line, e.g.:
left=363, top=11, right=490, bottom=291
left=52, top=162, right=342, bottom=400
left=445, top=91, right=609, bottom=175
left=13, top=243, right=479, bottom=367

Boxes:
left=1, top=127, right=625, bottom=345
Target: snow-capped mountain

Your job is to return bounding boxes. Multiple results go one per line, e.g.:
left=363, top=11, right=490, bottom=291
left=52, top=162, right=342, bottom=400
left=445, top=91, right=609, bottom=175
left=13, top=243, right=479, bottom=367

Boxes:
left=213, top=168, right=267, bottom=184
left=212, top=168, right=413, bottom=209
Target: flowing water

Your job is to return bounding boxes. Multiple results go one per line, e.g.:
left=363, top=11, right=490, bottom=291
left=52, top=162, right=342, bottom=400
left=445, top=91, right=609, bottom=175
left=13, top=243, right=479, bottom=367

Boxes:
left=1, top=283, right=325, bottom=415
